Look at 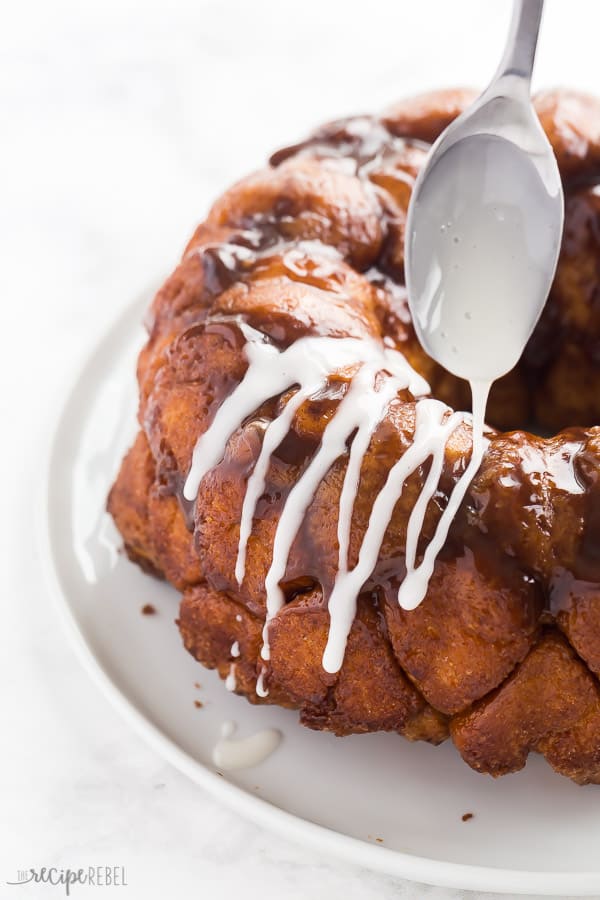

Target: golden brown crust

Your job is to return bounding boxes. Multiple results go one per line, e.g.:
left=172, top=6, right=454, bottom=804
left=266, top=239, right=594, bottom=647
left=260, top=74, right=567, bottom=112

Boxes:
left=382, top=554, right=543, bottom=715
left=268, top=592, right=448, bottom=739
left=179, top=584, right=295, bottom=707
left=107, top=432, right=163, bottom=577
left=534, top=89, right=600, bottom=179
left=528, top=186, right=600, bottom=430
left=382, top=88, right=478, bottom=143
left=451, top=632, right=600, bottom=783
left=208, top=159, right=384, bottom=270
left=108, top=87, right=600, bottom=784
left=107, top=431, right=202, bottom=589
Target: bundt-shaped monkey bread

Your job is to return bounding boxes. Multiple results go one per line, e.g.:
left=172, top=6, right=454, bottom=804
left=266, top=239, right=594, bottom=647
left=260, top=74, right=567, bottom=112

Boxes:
left=109, top=87, right=600, bottom=784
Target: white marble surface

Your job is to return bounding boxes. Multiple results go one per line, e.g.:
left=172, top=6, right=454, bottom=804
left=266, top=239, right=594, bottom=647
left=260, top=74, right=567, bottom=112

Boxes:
left=2, top=0, right=600, bottom=897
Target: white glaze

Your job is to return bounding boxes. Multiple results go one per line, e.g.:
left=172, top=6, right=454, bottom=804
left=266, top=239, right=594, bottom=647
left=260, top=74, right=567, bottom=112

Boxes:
left=256, top=667, right=269, bottom=698
left=183, top=321, right=427, bottom=503
left=396, top=380, right=489, bottom=609
left=235, top=385, right=316, bottom=585
left=321, top=395, right=486, bottom=673
left=407, top=135, right=561, bottom=384
left=231, top=640, right=240, bottom=658
left=261, top=359, right=418, bottom=661
left=184, top=316, right=487, bottom=675
left=225, top=664, right=237, bottom=692
left=336, top=373, right=404, bottom=579
left=212, top=720, right=282, bottom=771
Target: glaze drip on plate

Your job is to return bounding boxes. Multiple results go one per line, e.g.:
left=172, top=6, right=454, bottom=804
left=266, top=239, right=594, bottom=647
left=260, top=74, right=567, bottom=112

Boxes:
left=184, top=317, right=488, bottom=673
left=212, top=721, right=281, bottom=770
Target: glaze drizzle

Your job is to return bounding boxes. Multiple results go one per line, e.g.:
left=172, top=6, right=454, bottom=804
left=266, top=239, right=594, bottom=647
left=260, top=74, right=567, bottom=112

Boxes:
left=184, top=319, right=487, bottom=673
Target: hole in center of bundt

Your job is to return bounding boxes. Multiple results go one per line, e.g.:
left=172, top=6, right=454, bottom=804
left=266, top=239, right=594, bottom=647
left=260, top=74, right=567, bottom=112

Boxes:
left=434, top=350, right=594, bottom=438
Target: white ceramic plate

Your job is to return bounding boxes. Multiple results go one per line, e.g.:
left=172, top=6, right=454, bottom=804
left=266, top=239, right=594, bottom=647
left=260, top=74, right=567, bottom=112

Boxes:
left=42, top=291, right=600, bottom=896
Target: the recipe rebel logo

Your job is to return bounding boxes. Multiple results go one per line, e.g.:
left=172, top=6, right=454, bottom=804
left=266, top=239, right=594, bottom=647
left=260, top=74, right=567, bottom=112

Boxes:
left=6, top=866, right=128, bottom=895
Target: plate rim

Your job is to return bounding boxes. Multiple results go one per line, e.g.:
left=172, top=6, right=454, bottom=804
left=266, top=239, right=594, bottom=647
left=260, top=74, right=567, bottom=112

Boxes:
left=38, top=288, right=600, bottom=896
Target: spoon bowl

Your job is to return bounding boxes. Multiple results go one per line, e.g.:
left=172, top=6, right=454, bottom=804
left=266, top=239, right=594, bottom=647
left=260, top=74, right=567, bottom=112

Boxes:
left=405, top=1, right=564, bottom=385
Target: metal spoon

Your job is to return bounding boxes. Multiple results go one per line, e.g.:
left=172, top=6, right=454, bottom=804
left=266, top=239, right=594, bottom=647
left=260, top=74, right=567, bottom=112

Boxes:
left=405, top=0, right=564, bottom=387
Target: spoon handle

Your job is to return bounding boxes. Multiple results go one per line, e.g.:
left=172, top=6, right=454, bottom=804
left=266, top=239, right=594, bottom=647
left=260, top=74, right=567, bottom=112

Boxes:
left=495, top=0, right=544, bottom=83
